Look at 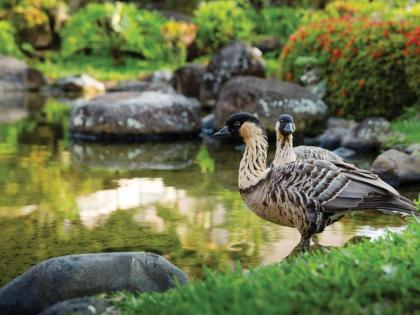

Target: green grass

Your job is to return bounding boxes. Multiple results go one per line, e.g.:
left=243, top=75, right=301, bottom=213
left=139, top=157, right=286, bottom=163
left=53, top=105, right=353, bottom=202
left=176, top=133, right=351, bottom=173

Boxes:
left=386, top=107, right=420, bottom=147
left=114, top=221, right=420, bottom=315
left=32, top=55, right=177, bottom=82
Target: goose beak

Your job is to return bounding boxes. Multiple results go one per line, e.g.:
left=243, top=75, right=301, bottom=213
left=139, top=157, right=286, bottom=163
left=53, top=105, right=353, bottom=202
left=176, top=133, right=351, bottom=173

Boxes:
left=214, top=126, right=231, bottom=137
left=281, top=122, right=295, bottom=136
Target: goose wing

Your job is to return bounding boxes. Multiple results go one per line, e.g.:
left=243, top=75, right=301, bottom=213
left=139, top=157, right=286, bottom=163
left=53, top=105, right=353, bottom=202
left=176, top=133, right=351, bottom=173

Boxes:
left=294, top=146, right=344, bottom=163
left=271, top=160, right=415, bottom=213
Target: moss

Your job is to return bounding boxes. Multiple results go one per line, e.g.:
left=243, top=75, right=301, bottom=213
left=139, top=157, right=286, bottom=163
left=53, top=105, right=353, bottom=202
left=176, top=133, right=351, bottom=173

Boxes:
left=114, top=220, right=420, bottom=315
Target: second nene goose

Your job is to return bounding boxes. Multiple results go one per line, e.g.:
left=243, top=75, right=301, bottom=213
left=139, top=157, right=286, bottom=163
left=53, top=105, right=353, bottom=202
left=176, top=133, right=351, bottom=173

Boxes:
left=272, top=114, right=344, bottom=167
left=215, top=112, right=416, bottom=249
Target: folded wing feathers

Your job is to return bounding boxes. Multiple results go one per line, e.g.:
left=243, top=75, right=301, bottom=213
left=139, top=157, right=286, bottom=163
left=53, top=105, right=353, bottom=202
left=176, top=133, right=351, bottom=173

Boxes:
left=272, top=160, right=415, bottom=214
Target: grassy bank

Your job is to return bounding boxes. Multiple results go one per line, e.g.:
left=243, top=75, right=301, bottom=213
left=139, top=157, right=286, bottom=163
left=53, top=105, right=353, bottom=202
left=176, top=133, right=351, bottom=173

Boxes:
left=32, top=56, right=177, bottom=82
left=387, top=108, right=420, bottom=147
left=114, top=221, right=420, bottom=315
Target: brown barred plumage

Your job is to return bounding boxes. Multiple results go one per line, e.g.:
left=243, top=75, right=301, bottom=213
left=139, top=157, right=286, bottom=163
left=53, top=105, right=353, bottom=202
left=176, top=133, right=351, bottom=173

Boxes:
left=215, top=113, right=417, bottom=250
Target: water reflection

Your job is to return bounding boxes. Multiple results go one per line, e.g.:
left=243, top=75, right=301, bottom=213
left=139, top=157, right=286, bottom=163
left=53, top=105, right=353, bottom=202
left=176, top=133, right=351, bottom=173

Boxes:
left=0, top=97, right=417, bottom=287
left=71, top=142, right=199, bottom=170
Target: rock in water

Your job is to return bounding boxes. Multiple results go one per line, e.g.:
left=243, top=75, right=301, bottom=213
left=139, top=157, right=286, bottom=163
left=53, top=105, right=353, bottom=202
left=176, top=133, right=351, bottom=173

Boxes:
left=0, top=252, right=188, bottom=315
left=172, top=64, right=206, bottom=99
left=39, top=297, right=117, bottom=315
left=342, top=118, right=391, bottom=153
left=54, top=74, right=105, bottom=96
left=214, top=76, right=327, bottom=135
left=371, top=149, right=420, bottom=186
left=70, top=91, right=201, bottom=140
left=0, top=55, right=46, bottom=91
left=200, top=41, right=265, bottom=104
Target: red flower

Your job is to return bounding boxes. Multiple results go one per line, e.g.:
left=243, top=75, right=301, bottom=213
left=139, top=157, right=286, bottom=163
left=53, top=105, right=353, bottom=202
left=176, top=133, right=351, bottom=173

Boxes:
left=286, top=72, right=293, bottom=81
left=358, top=79, right=365, bottom=88
left=332, top=49, right=342, bottom=59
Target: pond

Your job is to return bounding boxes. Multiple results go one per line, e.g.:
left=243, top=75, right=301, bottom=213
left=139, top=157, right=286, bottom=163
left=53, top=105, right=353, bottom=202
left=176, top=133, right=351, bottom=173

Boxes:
left=0, top=95, right=418, bottom=287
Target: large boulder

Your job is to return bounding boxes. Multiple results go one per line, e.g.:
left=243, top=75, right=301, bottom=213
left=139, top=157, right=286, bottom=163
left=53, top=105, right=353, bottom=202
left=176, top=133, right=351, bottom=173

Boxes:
left=70, top=91, right=201, bottom=140
left=71, top=142, right=199, bottom=170
left=319, top=127, right=351, bottom=150
left=54, top=74, right=105, bottom=96
left=0, top=55, right=46, bottom=91
left=200, top=41, right=266, bottom=104
left=0, top=252, right=188, bottom=315
left=342, top=118, right=392, bottom=152
left=172, top=64, right=205, bottom=99
left=371, top=149, right=420, bottom=186
left=214, top=76, right=328, bottom=135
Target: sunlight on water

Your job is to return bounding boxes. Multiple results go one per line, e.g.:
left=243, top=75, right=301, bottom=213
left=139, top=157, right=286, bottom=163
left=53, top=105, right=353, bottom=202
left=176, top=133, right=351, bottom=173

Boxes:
left=0, top=97, right=417, bottom=287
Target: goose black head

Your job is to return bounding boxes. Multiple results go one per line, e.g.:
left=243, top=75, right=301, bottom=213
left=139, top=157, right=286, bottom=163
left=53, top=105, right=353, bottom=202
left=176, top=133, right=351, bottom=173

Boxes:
left=214, top=112, right=262, bottom=139
left=276, top=114, right=295, bottom=137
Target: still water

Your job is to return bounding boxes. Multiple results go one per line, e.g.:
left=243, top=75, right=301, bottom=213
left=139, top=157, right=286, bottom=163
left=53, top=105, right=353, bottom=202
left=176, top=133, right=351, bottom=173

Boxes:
left=0, top=97, right=418, bottom=287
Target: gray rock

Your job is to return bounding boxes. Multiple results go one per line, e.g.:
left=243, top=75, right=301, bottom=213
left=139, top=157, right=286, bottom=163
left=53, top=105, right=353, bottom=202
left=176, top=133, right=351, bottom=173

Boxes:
left=0, top=252, right=188, bottom=315
left=327, top=117, right=355, bottom=129
left=0, top=92, right=46, bottom=123
left=333, top=147, right=356, bottom=159
left=146, top=70, right=173, bottom=84
left=214, top=76, right=327, bottom=135
left=405, top=143, right=420, bottom=157
left=39, top=297, right=118, bottom=315
left=70, top=91, right=201, bottom=139
left=200, top=41, right=266, bottom=104
left=319, top=127, right=351, bottom=150
left=342, top=118, right=391, bottom=152
left=54, top=74, right=105, bottom=95
left=109, top=81, right=175, bottom=94
left=0, top=55, right=46, bottom=91
left=172, top=64, right=205, bottom=99
left=71, top=142, right=198, bottom=170
left=371, top=149, right=420, bottom=186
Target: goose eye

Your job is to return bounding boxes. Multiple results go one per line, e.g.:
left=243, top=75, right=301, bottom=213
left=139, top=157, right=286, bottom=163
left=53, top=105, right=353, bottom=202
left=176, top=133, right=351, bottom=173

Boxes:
left=234, top=121, right=240, bottom=127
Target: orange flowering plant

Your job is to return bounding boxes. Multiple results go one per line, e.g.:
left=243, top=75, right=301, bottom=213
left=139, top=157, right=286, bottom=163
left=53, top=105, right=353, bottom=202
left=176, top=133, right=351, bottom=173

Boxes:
left=279, top=17, right=418, bottom=119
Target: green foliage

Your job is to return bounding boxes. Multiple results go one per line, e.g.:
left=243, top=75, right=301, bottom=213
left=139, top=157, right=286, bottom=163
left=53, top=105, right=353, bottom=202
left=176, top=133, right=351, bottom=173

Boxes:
left=387, top=106, right=420, bottom=146
left=193, top=1, right=255, bottom=53
left=0, top=20, right=22, bottom=57
left=115, top=222, right=420, bottom=315
left=252, top=6, right=304, bottom=48
left=60, top=2, right=169, bottom=63
left=280, top=18, right=418, bottom=119
left=33, top=55, right=176, bottom=81
left=403, top=26, right=420, bottom=100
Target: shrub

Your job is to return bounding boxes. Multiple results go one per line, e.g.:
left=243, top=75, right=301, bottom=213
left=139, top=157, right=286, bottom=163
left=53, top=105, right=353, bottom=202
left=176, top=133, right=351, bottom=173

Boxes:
left=193, top=1, right=254, bottom=54
left=280, top=18, right=418, bottom=119
left=0, top=20, right=22, bottom=57
left=404, top=26, right=420, bottom=100
left=251, top=6, right=304, bottom=49
left=60, top=2, right=170, bottom=64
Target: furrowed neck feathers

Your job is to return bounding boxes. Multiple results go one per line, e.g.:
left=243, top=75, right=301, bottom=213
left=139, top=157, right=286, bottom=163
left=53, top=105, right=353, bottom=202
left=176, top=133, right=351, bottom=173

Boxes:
left=272, top=133, right=296, bottom=168
left=238, top=122, right=269, bottom=190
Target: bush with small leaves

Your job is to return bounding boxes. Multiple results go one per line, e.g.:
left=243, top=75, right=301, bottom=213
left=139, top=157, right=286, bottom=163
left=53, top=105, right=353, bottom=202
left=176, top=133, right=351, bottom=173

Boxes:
left=193, top=1, right=254, bottom=54
left=280, top=17, right=418, bottom=119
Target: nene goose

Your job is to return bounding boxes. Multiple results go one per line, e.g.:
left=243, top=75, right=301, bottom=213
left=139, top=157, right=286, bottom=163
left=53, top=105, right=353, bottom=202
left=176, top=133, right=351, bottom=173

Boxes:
left=214, top=112, right=416, bottom=249
left=272, top=114, right=344, bottom=167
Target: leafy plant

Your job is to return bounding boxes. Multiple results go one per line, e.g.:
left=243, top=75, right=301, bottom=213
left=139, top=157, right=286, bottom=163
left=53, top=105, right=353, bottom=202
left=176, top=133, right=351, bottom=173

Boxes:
left=193, top=1, right=255, bottom=53
left=0, top=20, right=22, bottom=57
left=252, top=6, right=304, bottom=49
left=60, top=2, right=169, bottom=64
left=280, top=17, right=418, bottom=119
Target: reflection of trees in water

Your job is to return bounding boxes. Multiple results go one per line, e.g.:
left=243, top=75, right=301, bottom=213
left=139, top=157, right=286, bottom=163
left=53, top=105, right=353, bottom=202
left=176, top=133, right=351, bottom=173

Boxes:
left=0, top=106, right=411, bottom=287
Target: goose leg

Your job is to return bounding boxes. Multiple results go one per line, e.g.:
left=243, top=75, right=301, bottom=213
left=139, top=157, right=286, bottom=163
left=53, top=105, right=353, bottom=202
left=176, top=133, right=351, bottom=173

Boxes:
left=297, top=237, right=311, bottom=251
